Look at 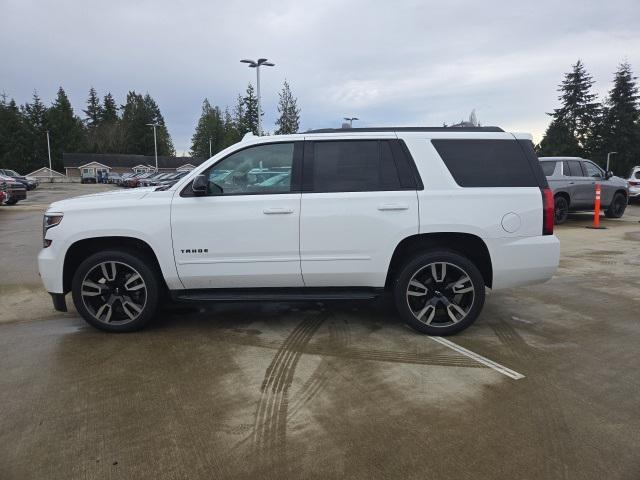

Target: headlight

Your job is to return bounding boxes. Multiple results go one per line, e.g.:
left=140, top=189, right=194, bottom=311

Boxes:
left=43, top=213, right=63, bottom=247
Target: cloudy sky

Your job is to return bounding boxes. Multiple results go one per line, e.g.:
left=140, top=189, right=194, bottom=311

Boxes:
left=2, top=0, right=639, bottom=154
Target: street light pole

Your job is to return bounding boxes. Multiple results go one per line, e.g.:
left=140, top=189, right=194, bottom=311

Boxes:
left=344, top=117, right=359, bottom=127
left=46, top=130, right=52, bottom=177
left=606, top=151, right=617, bottom=172
left=146, top=123, right=158, bottom=171
left=240, top=58, right=275, bottom=136
left=209, top=138, right=212, bottom=157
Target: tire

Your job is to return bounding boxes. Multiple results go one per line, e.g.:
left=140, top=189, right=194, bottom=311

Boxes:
left=554, top=195, right=569, bottom=224
left=393, top=251, right=485, bottom=336
left=71, top=249, right=160, bottom=332
left=5, top=198, right=17, bottom=205
left=605, top=192, right=627, bottom=218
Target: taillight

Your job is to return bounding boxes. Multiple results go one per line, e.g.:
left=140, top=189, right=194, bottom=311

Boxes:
left=629, top=181, right=639, bottom=186
left=541, top=187, right=554, bottom=235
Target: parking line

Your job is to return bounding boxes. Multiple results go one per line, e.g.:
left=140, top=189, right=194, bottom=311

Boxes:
left=428, top=336, right=525, bottom=380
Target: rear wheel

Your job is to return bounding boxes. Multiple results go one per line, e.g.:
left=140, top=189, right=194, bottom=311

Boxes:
left=605, top=192, right=627, bottom=218
left=393, top=251, right=485, bottom=336
left=5, top=198, right=18, bottom=205
left=72, top=250, right=160, bottom=332
left=554, top=195, right=569, bottom=224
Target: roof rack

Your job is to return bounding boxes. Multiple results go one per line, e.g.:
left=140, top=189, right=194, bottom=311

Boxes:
left=305, top=126, right=504, bottom=133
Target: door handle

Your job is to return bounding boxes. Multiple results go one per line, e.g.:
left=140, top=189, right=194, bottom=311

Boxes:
left=568, top=182, right=575, bottom=185
left=378, top=203, right=409, bottom=211
left=263, top=208, right=294, bottom=215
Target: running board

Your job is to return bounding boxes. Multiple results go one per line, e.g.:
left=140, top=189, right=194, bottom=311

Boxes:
left=171, top=287, right=383, bottom=303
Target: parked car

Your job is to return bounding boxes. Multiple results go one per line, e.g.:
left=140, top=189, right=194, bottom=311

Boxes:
left=39, top=127, right=559, bottom=335
left=0, top=188, right=5, bottom=205
left=117, top=173, right=136, bottom=186
left=0, top=174, right=27, bottom=205
left=0, top=168, right=38, bottom=190
left=539, top=156, right=629, bottom=224
left=106, top=172, right=122, bottom=184
left=123, top=172, right=154, bottom=188
left=627, top=166, right=640, bottom=203
left=81, top=172, right=97, bottom=184
left=154, top=171, right=189, bottom=189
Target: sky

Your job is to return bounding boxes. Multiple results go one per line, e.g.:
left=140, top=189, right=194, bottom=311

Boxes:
left=2, top=0, right=639, bottom=155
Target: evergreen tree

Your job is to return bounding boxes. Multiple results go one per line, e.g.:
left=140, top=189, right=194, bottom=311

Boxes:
left=83, top=87, right=102, bottom=128
left=190, top=98, right=225, bottom=158
left=242, top=83, right=259, bottom=135
left=223, top=107, right=241, bottom=147
left=536, top=117, right=580, bottom=156
left=120, top=91, right=174, bottom=157
left=45, top=87, right=85, bottom=171
left=552, top=60, right=600, bottom=155
left=596, top=62, right=640, bottom=175
left=21, top=91, right=50, bottom=172
left=274, top=80, right=300, bottom=135
left=0, top=94, right=31, bottom=171
left=101, top=92, right=118, bottom=123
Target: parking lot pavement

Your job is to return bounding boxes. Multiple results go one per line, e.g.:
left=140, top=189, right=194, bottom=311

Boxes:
left=1, top=185, right=640, bottom=479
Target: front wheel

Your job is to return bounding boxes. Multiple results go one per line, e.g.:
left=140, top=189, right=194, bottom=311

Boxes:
left=393, top=251, right=485, bottom=336
left=72, top=250, right=160, bottom=332
left=605, top=192, right=627, bottom=218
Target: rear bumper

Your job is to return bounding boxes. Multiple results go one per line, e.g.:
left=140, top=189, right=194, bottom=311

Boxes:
left=487, top=235, right=560, bottom=290
left=629, top=187, right=640, bottom=198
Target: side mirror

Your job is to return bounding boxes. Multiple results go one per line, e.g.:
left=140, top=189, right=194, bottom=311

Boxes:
left=191, top=174, right=208, bottom=195
left=605, top=171, right=614, bottom=180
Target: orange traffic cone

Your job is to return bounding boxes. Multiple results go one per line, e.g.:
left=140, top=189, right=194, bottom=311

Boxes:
left=586, top=183, right=607, bottom=229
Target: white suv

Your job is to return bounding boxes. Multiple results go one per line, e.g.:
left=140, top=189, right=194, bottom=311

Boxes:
left=38, top=127, right=560, bottom=335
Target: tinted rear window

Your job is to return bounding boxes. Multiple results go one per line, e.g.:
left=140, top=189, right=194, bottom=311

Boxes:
left=431, top=139, right=539, bottom=187
left=307, top=140, right=415, bottom=192
left=541, top=162, right=557, bottom=176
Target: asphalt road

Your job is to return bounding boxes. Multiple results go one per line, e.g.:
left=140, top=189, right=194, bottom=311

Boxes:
left=1, top=184, right=640, bottom=479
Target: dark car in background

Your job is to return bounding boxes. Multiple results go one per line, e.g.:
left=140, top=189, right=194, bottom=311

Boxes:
left=539, top=157, right=629, bottom=224
left=0, top=174, right=27, bottom=205
left=0, top=168, right=38, bottom=190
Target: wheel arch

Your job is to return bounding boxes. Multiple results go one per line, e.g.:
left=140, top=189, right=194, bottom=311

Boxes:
left=385, top=232, right=493, bottom=289
left=63, top=236, right=166, bottom=293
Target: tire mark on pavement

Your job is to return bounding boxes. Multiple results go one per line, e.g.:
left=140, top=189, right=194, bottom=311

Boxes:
left=491, top=320, right=573, bottom=480
left=251, top=313, right=325, bottom=463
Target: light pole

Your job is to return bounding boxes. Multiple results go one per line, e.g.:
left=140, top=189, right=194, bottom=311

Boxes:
left=146, top=123, right=158, bottom=171
left=606, top=151, right=617, bottom=172
left=240, top=58, right=275, bottom=136
left=209, top=137, right=212, bottom=158
left=344, top=117, right=359, bottom=127
left=46, top=130, right=52, bottom=177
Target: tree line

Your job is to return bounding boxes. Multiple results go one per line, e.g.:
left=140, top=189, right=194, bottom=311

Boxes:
left=0, top=88, right=174, bottom=173
left=538, top=60, right=640, bottom=176
left=0, top=80, right=300, bottom=174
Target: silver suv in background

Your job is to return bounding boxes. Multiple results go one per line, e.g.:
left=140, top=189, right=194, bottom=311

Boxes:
left=539, top=157, right=629, bottom=224
left=627, top=166, right=640, bottom=203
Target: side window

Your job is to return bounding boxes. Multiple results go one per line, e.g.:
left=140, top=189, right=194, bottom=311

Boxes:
left=635, top=171, right=640, bottom=180
left=431, top=139, right=538, bottom=187
left=541, top=162, right=557, bottom=176
left=565, top=160, right=584, bottom=177
left=583, top=161, right=603, bottom=178
left=309, top=140, right=404, bottom=192
left=205, top=143, right=295, bottom=195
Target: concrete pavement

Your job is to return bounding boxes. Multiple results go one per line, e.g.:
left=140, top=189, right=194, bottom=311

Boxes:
left=1, top=184, right=639, bottom=479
